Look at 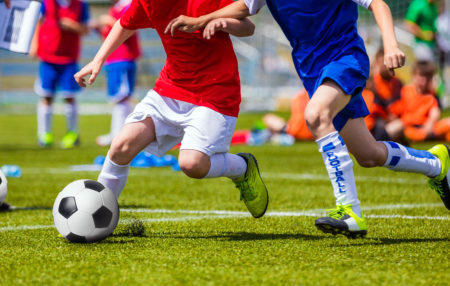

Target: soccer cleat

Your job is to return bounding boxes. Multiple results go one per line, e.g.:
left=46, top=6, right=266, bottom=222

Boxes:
left=232, top=153, right=269, bottom=218
left=38, top=132, right=54, bottom=147
left=96, top=134, right=113, bottom=147
left=61, top=131, right=80, bottom=149
left=427, top=144, right=450, bottom=210
left=315, top=204, right=367, bottom=238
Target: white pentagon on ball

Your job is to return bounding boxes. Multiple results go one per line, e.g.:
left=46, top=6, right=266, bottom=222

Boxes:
left=0, top=170, right=7, bottom=204
left=52, top=179, right=119, bottom=243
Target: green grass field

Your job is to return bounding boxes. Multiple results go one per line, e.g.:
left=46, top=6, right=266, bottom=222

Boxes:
left=0, top=113, right=448, bottom=285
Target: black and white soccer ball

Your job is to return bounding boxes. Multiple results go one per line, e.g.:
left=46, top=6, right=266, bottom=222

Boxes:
left=52, top=180, right=119, bottom=243
left=0, top=170, right=7, bottom=204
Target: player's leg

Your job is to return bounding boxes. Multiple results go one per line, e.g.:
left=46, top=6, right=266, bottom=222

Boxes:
left=341, top=118, right=449, bottom=209
left=60, top=63, right=82, bottom=149
left=34, top=61, right=57, bottom=147
left=181, top=106, right=268, bottom=218
left=98, top=117, right=156, bottom=198
left=304, top=80, right=366, bottom=237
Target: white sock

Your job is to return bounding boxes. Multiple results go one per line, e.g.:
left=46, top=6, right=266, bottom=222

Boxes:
left=111, top=101, right=131, bottom=138
left=316, top=131, right=361, bottom=216
left=204, top=153, right=247, bottom=179
left=37, top=102, right=52, bottom=135
left=98, top=155, right=129, bottom=199
left=64, top=102, right=78, bottom=132
left=382, top=141, right=441, bottom=177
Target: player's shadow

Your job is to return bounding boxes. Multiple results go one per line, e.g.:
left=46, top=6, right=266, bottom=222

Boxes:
left=334, top=237, right=450, bottom=247
left=151, top=231, right=326, bottom=241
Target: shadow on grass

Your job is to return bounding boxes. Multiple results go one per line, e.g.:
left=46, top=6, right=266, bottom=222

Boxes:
left=334, top=237, right=450, bottom=247
left=147, top=231, right=327, bottom=241
left=10, top=206, right=52, bottom=212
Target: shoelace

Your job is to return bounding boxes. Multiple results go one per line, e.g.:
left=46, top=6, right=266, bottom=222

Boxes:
left=326, top=204, right=352, bottom=219
left=429, top=180, right=445, bottom=197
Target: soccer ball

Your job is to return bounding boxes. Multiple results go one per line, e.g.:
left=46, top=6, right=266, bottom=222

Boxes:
left=0, top=170, right=7, bottom=204
left=52, top=180, right=119, bottom=243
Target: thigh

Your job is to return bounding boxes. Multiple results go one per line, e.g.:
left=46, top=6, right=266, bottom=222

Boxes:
left=111, top=117, right=157, bottom=164
left=307, top=80, right=351, bottom=120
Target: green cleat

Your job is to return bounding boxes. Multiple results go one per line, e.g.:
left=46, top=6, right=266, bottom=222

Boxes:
left=38, top=132, right=53, bottom=147
left=232, top=153, right=269, bottom=218
left=315, top=204, right=367, bottom=239
left=427, top=144, right=450, bottom=209
left=61, top=131, right=80, bottom=149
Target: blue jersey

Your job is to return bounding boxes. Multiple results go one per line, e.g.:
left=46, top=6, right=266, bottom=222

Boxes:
left=245, top=0, right=372, bottom=130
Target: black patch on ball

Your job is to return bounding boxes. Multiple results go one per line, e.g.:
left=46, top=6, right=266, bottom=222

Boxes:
left=0, top=177, right=2, bottom=184
left=92, top=206, right=113, bottom=228
left=59, top=197, right=77, bottom=219
left=84, top=180, right=105, bottom=192
left=66, top=233, right=87, bottom=243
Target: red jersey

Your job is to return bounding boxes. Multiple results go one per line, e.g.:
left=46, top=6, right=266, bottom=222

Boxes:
left=103, top=0, right=141, bottom=64
left=37, top=0, right=87, bottom=64
left=398, top=84, right=439, bottom=126
left=120, top=0, right=241, bottom=117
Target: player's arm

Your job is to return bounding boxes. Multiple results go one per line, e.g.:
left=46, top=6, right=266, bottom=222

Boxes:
left=367, top=0, right=406, bottom=72
left=404, top=20, right=435, bottom=42
left=4, top=0, right=11, bottom=8
left=165, top=0, right=251, bottom=36
left=59, top=18, right=89, bottom=35
left=203, top=17, right=254, bottom=39
left=74, top=21, right=135, bottom=87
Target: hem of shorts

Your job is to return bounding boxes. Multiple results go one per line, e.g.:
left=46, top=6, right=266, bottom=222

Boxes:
left=179, top=145, right=214, bottom=157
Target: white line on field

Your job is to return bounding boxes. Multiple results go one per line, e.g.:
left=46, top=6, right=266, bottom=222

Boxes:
left=1, top=203, right=448, bottom=232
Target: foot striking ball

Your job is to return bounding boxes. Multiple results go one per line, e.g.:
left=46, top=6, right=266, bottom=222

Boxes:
left=53, top=180, right=119, bottom=243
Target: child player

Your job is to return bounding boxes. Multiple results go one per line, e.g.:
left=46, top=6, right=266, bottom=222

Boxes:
left=31, top=0, right=90, bottom=148
left=166, top=0, right=450, bottom=238
left=93, top=0, right=141, bottom=147
left=74, top=0, right=269, bottom=218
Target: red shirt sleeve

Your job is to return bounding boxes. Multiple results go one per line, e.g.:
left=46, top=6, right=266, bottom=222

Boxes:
left=120, top=0, right=154, bottom=30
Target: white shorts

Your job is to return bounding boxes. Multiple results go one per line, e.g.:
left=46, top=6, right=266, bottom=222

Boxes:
left=125, top=90, right=237, bottom=157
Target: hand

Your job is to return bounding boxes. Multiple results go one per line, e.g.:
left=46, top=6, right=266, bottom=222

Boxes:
left=164, top=15, right=204, bottom=36
left=384, top=46, right=405, bottom=76
left=203, top=18, right=227, bottom=40
left=74, top=60, right=103, bottom=87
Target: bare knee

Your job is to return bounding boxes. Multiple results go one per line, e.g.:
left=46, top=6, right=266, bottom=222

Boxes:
left=109, top=137, right=135, bottom=165
left=178, top=156, right=208, bottom=179
left=304, top=105, right=334, bottom=137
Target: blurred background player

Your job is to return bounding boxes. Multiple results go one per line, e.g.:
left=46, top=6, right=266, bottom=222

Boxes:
left=92, top=0, right=141, bottom=147
left=364, top=48, right=405, bottom=142
left=393, top=60, right=450, bottom=142
left=166, top=0, right=450, bottom=238
left=405, top=0, right=439, bottom=62
left=263, top=89, right=314, bottom=142
left=74, top=0, right=269, bottom=219
left=30, top=0, right=90, bottom=148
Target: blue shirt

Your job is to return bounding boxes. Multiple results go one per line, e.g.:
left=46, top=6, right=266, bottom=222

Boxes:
left=265, top=0, right=369, bottom=92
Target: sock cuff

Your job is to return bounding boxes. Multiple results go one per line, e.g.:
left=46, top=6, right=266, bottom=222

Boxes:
left=316, top=131, right=346, bottom=153
left=105, top=154, right=130, bottom=171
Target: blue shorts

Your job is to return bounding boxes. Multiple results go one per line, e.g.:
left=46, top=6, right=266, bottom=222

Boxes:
left=34, top=61, right=81, bottom=98
left=303, top=53, right=370, bottom=131
left=105, top=61, right=136, bottom=102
